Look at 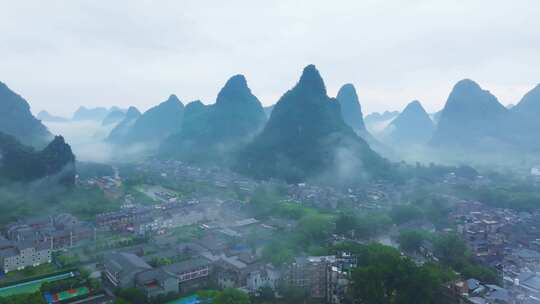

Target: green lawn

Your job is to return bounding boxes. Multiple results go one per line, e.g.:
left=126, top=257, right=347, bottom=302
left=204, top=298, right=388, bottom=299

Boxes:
left=2, top=264, right=58, bottom=284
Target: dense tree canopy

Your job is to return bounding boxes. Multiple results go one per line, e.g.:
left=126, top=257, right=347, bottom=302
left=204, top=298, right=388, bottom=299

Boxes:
left=214, top=288, right=251, bottom=304
left=349, top=244, right=453, bottom=304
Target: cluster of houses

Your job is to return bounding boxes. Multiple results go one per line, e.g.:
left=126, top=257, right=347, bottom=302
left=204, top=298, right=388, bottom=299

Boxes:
left=450, top=200, right=540, bottom=303
left=95, top=198, right=233, bottom=235
left=287, top=182, right=392, bottom=211
left=102, top=241, right=356, bottom=303
left=134, top=159, right=258, bottom=192
left=0, top=213, right=95, bottom=273
left=81, top=175, right=122, bottom=199
left=93, top=191, right=356, bottom=303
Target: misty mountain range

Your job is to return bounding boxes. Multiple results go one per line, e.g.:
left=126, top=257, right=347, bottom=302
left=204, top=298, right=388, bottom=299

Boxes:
left=382, top=100, right=435, bottom=146
left=1, top=65, right=540, bottom=185
left=160, top=74, right=266, bottom=164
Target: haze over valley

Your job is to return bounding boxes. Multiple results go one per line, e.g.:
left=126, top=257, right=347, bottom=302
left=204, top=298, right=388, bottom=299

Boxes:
left=1, top=2, right=540, bottom=304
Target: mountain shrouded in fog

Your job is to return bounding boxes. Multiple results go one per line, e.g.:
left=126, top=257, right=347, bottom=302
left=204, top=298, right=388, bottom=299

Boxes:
left=72, top=106, right=110, bottom=121
left=364, top=110, right=400, bottom=135
left=508, top=84, right=540, bottom=151
left=430, top=79, right=508, bottom=149
left=0, top=132, right=75, bottom=185
left=383, top=100, right=435, bottom=145
left=160, top=75, right=266, bottom=163
left=101, top=108, right=126, bottom=126
left=336, top=84, right=366, bottom=131
left=0, top=82, right=52, bottom=147
left=174, top=100, right=208, bottom=138
left=335, top=83, right=393, bottom=158
left=512, top=84, right=540, bottom=117
left=237, top=65, right=387, bottom=183
left=37, top=110, right=69, bottom=122
left=106, top=106, right=141, bottom=142
left=110, top=95, right=184, bottom=145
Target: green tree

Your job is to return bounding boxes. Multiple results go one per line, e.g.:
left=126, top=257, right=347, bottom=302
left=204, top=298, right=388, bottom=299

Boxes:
left=390, top=205, right=423, bottom=225
left=262, top=241, right=294, bottom=266
left=256, top=286, right=275, bottom=302
left=335, top=213, right=358, bottom=236
left=214, top=288, right=251, bottom=304
left=116, top=288, right=146, bottom=304
left=149, top=257, right=173, bottom=267
left=349, top=243, right=452, bottom=304
left=0, top=292, right=47, bottom=304
left=397, top=230, right=427, bottom=254
left=297, top=213, right=334, bottom=244
left=278, top=286, right=309, bottom=304
left=433, top=234, right=468, bottom=267
left=461, top=263, right=500, bottom=284
left=196, top=290, right=220, bottom=302
left=355, top=213, right=392, bottom=239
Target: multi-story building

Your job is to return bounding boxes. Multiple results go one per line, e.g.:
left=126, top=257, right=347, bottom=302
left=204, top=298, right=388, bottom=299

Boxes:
left=103, top=251, right=181, bottom=299
left=0, top=240, right=51, bottom=273
left=245, top=264, right=281, bottom=293
left=103, top=252, right=153, bottom=289
left=282, top=254, right=356, bottom=303
left=283, top=256, right=336, bottom=299
left=5, top=213, right=95, bottom=250
left=135, top=268, right=179, bottom=299
left=163, top=258, right=211, bottom=293
left=96, top=207, right=152, bottom=231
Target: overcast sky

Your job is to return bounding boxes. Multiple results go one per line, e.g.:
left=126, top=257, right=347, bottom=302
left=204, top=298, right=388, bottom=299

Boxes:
left=1, top=0, right=539, bottom=116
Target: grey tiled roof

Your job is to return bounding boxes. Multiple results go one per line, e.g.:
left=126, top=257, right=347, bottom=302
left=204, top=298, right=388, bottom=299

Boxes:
left=163, top=258, right=211, bottom=274
left=136, top=268, right=174, bottom=285
left=104, top=252, right=151, bottom=274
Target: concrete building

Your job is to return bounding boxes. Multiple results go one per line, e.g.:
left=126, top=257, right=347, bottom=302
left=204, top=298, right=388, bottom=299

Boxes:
left=163, top=258, right=211, bottom=293
left=6, top=213, right=95, bottom=250
left=0, top=240, right=51, bottom=273
left=283, top=256, right=336, bottom=299
left=135, top=268, right=179, bottom=299
left=103, top=252, right=152, bottom=289
left=245, top=264, right=281, bottom=293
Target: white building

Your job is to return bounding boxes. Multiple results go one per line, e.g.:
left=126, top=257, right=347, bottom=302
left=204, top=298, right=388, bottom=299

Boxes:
left=0, top=241, right=51, bottom=273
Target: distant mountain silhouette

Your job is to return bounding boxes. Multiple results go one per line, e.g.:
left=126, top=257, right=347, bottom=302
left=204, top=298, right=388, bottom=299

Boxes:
left=0, top=81, right=52, bottom=147
left=176, top=100, right=208, bottom=137
left=508, top=84, right=540, bottom=151
left=101, top=109, right=126, bottom=126
left=37, top=110, right=69, bottom=122
left=336, top=84, right=366, bottom=131
left=365, top=111, right=400, bottom=125
left=237, top=65, right=387, bottom=183
left=160, top=75, right=266, bottom=163
left=336, top=83, right=395, bottom=158
left=0, top=132, right=75, bottom=185
left=512, top=84, right=540, bottom=119
left=364, top=110, right=400, bottom=135
left=116, top=95, right=184, bottom=145
left=430, top=79, right=508, bottom=149
left=106, top=106, right=141, bottom=142
left=72, top=106, right=109, bottom=121
left=383, top=100, right=435, bottom=145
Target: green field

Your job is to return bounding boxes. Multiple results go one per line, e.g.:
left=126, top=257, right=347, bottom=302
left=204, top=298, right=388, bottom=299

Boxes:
left=0, top=272, right=75, bottom=298
left=2, top=263, right=58, bottom=284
